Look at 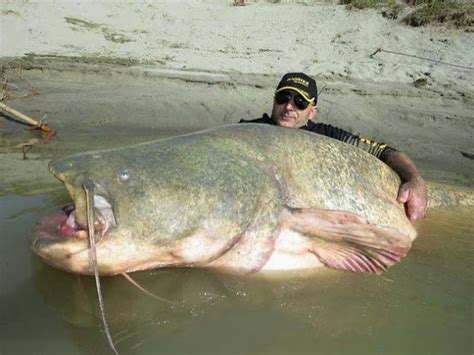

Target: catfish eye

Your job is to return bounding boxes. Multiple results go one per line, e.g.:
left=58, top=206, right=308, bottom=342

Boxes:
left=118, top=170, right=130, bottom=182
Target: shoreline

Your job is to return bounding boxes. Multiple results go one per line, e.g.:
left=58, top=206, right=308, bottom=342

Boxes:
left=1, top=1, right=473, bottom=194
left=1, top=58, right=473, bottom=196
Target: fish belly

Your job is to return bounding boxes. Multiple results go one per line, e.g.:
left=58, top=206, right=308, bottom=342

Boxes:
left=261, top=229, right=324, bottom=271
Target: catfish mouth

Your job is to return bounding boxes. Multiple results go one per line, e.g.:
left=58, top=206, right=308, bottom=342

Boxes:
left=32, top=195, right=117, bottom=249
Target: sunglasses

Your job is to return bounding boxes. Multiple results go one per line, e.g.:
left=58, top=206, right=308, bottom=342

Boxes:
left=274, top=91, right=310, bottom=110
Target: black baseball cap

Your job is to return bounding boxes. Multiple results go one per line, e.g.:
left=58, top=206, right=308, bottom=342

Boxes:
left=275, top=72, right=317, bottom=105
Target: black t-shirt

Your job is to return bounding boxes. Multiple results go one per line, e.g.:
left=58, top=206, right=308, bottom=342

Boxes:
left=239, top=113, right=397, bottom=161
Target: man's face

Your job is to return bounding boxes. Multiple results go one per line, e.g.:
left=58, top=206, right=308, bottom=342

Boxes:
left=271, top=90, right=317, bottom=128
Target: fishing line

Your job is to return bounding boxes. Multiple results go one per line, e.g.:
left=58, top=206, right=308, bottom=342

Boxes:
left=370, top=48, right=474, bottom=70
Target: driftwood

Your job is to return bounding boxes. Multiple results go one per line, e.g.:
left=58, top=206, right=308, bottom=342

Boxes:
left=0, top=102, right=56, bottom=139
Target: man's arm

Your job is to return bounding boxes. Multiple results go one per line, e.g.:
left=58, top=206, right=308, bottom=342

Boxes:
left=381, top=151, right=427, bottom=223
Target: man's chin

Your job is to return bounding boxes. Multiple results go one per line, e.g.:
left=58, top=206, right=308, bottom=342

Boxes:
left=276, top=118, right=296, bottom=128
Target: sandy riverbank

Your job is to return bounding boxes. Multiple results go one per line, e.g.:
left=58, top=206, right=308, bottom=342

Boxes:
left=0, top=1, right=473, bottom=195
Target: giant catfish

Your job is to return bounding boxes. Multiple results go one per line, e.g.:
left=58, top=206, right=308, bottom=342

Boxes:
left=32, top=124, right=417, bottom=275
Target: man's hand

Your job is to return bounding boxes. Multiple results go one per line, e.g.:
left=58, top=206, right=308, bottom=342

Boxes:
left=382, top=151, right=428, bottom=224
left=397, top=176, right=427, bottom=223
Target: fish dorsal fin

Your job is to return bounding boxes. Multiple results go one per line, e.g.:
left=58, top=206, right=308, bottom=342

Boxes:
left=283, top=207, right=416, bottom=274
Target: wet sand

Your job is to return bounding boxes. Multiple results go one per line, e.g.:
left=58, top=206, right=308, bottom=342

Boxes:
left=1, top=60, right=473, bottom=196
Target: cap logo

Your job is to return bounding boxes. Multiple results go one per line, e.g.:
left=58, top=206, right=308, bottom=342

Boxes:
left=288, top=77, right=309, bottom=87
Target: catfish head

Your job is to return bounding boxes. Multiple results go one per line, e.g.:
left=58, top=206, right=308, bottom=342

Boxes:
left=31, top=145, right=229, bottom=275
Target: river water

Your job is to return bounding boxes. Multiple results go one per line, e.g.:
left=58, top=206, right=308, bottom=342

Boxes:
left=0, top=186, right=473, bottom=354
left=0, top=60, right=473, bottom=354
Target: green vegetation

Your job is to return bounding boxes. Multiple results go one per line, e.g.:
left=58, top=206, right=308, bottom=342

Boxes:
left=65, top=17, right=133, bottom=43
left=341, top=0, right=396, bottom=8
left=340, top=0, right=473, bottom=29
left=403, top=0, right=473, bottom=27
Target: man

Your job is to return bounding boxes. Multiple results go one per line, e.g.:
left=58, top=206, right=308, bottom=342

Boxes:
left=239, top=72, right=427, bottom=223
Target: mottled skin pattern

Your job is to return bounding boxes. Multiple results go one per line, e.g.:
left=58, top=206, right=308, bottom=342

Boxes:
left=32, top=124, right=416, bottom=275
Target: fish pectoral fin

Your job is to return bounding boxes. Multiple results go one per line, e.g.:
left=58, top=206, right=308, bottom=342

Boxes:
left=283, top=207, right=414, bottom=274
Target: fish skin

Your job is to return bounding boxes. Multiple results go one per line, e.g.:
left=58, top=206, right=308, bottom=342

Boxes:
left=32, top=124, right=416, bottom=275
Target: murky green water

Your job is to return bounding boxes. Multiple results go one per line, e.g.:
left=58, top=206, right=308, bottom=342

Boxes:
left=0, top=189, right=472, bottom=354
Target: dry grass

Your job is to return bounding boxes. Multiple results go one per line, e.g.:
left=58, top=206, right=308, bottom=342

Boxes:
left=341, top=0, right=396, bottom=8
left=403, top=0, right=473, bottom=28
left=341, top=0, right=473, bottom=29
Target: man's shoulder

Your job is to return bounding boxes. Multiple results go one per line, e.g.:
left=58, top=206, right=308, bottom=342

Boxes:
left=238, top=118, right=266, bottom=123
left=239, top=114, right=273, bottom=124
left=305, top=121, right=339, bottom=135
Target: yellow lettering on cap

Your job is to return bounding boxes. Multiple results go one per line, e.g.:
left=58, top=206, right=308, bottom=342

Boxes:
left=288, top=77, right=309, bottom=87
